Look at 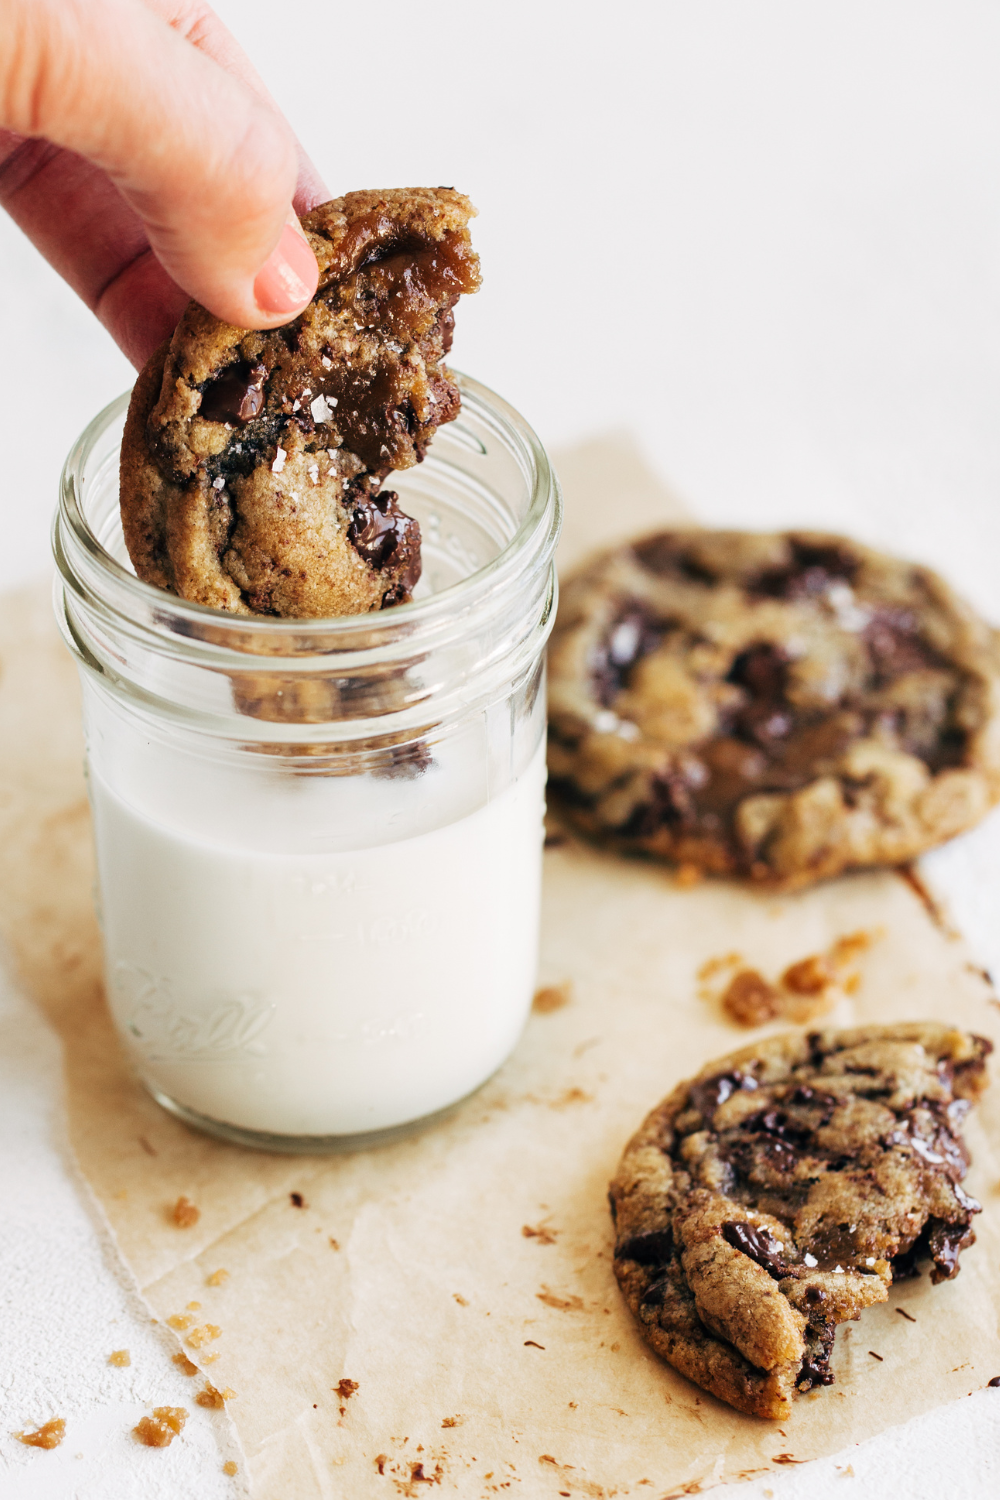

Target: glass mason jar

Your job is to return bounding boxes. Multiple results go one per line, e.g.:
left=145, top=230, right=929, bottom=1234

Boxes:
left=53, top=374, right=561, bottom=1151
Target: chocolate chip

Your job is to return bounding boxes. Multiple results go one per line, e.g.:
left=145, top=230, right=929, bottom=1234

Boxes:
left=750, top=1108, right=815, bottom=1148
left=797, top=1319, right=836, bottom=1389
left=619, top=771, right=697, bottom=837
left=640, top=1277, right=668, bottom=1307
left=689, top=1070, right=758, bottom=1122
left=591, top=605, right=666, bottom=705
left=722, top=1220, right=791, bottom=1278
left=863, top=606, right=940, bottom=684
left=615, top=1228, right=674, bottom=1266
left=727, top=643, right=789, bottom=701
left=987, top=1376, right=1000, bottom=1388
left=927, top=1217, right=976, bottom=1284
left=199, top=362, right=267, bottom=425
left=347, top=489, right=421, bottom=595
left=632, top=535, right=717, bottom=583
left=753, top=540, right=859, bottom=601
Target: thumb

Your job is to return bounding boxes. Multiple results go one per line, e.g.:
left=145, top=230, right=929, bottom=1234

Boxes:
left=1, top=0, right=319, bottom=328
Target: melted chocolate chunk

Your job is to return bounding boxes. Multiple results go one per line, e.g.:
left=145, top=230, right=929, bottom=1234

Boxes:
left=641, top=1277, right=668, bottom=1307
left=722, top=1220, right=791, bottom=1278
left=797, top=1321, right=836, bottom=1389
left=728, top=643, right=790, bottom=700
left=689, top=1070, right=758, bottom=1122
left=890, top=1107, right=971, bottom=1181
left=591, top=605, right=666, bottom=705
left=753, top=540, right=859, bottom=601
left=632, top=535, right=718, bottom=584
left=746, top=1108, right=815, bottom=1149
left=927, top=1217, right=976, bottom=1284
left=347, top=489, right=421, bottom=597
left=863, top=606, right=942, bottom=685
left=725, top=1132, right=802, bottom=1179
left=619, top=771, right=698, bottom=836
left=616, top=1228, right=674, bottom=1265
left=199, top=362, right=267, bottom=425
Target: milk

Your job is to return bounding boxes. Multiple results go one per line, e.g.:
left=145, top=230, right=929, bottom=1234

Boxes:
left=89, top=743, right=546, bottom=1139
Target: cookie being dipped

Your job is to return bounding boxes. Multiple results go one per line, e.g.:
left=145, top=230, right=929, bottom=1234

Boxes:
left=120, top=188, right=480, bottom=617
left=609, top=1023, right=991, bottom=1419
left=548, top=529, right=1000, bottom=887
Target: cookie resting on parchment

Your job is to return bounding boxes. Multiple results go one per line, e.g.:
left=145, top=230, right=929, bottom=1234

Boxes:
left=609, top=1023, right=991, bottom=1419
left=120, top=188, right=480, bottom=618
left=547, top=530, right=1000, bottom=888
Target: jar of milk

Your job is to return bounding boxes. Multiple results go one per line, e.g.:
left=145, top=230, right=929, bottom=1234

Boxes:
left=54, top=375, right=561, bottom=1150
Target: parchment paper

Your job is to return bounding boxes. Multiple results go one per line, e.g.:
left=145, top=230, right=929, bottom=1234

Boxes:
left=1, top=437, right=998, bottom=1500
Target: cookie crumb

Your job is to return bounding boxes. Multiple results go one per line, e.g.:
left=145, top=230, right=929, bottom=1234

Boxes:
left=441, top=1416, right=463, bottom=1428
left=15, top=1418, right=65, bottom=1449
left=196, top=1384, right=236, bottom=1409
left=290, top=1191, right=306, bottom=1208
left=187, top=1301, right=202, bottom=1311
left=206, top=1268, right=229, bottom=1287
left=167, top=1314, right=192, bottom=1331
left=896, top=1308, right=916, bottom=1323
left=108, top=1349, right=131, bottom=1367
left=186, top=1324, right=221, bottom=1349
left=133, top=1408, right=187, bottom=1447
left=722, top=969, right=782, bottom=1026
left=781, top=955, right=833, bottom=995
left=328, top=1238, right=340, bottom=1250
left=172, top=1352, right=199, bottom=1376
left=532, top=982, right=572, bottom=1014
left=335, top=1378, right=359, bottom=1414
left=172, top=1196, right=199, bottom=1228
left=453, top=1293, right=469, bottom=1306
left=697, top=952, right=743, bottom=982
left=522, top=1223, right=558, bottom=1244
left=223, top=1460, right=238, bottom=1475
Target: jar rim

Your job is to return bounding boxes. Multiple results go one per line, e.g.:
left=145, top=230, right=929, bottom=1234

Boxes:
left=54, top=371, right=561, bottom=661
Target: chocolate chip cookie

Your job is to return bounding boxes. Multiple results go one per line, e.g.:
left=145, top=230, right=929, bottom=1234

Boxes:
left=548, top=530, right=1000, bottom=887
left=120, top=188, right=480, bottom=617
left=609, top=1023, right=991, bottom=1419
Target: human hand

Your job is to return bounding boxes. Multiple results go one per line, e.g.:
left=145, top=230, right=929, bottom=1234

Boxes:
left=0, top=0, right=326, bottom=368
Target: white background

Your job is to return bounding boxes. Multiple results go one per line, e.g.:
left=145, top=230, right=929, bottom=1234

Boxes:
left=2, top=3, right=1000, bottom=1496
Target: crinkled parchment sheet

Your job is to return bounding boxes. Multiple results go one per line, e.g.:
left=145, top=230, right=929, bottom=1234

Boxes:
left=0, top=436, right=998, bottom=1499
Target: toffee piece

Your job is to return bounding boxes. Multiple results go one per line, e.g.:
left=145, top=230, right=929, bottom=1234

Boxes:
left=120, top=188, right=481, bottom=617
left=548, top=530, right=1000, bottom=887
left=609, top=1023, right=991, bottom=1419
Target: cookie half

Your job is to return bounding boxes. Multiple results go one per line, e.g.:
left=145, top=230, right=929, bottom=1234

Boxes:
left=548, top=530, right=1000, bottom=887
left=120, top=188, right=480, bottom=617
left=609, top=1023, right=991, bottom=1418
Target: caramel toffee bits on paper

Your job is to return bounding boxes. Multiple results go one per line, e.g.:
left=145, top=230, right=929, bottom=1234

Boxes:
left=608, top=1022, right=991, bottom=1418
left=547, top=529, right=1000, bottom=888
left=172, top=1195, right=199, bottom=1228
left=120, top=188, right=480, bottom=619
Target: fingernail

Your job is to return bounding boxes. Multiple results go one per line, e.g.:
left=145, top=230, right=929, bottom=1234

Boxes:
left=254, top=221, right=318, bottom=317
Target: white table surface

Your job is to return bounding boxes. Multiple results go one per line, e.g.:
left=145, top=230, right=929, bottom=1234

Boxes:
left=1, top=3, right=999, bottom=1494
